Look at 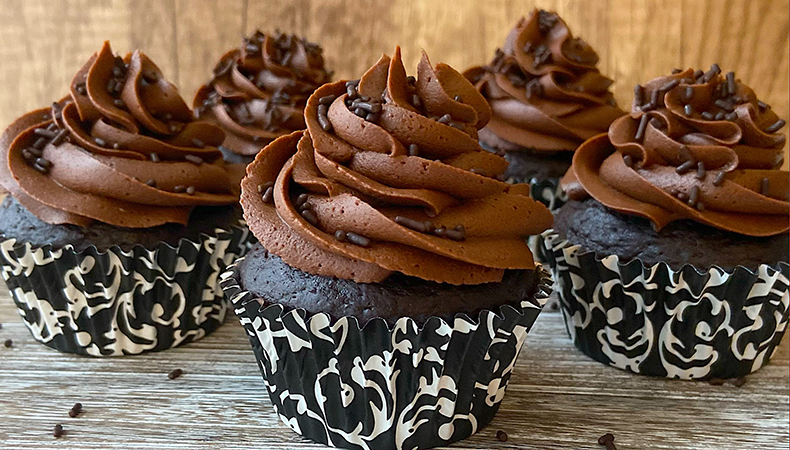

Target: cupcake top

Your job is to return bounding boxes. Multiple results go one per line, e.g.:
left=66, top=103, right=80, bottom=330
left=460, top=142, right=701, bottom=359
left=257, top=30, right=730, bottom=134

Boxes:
left=464, top=9, right=624, bottom=152
left=0, top=41, right=238, bottom=229
left=241, top=48, right=553, bottom=285
left=563, top=65, right=789, bottom=237
left=194, top=30, right=332, bottom=159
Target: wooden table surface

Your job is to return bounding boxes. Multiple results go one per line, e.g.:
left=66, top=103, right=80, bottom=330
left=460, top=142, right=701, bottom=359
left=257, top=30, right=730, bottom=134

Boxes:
left=0, top=286, right=787, bottom=450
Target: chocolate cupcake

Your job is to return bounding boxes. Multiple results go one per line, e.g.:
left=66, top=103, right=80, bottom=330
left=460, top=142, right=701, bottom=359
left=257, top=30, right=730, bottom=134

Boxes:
left=0, top=41, right=253, bottom=356
left=465, top=8, right=624, bottom=208
left=193, top=30, right=331, bottom=165
left=542, top=66, right=789, bottom=379
left=221, top=48, right=553, bottom=449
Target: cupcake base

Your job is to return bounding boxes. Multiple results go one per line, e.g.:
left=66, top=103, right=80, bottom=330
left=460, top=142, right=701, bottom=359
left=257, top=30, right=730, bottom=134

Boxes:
left=555, top=199, right=790, bottom=271
left=221, top=255, right=552, bottom=450
left=539, top=229, right=790, bottom=379
left=0, top=215, right=255, bottom=357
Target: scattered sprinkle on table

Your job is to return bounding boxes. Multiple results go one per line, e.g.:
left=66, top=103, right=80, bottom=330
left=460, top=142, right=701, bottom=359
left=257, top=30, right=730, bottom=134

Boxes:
left=168, top=369, right=184, bottom=380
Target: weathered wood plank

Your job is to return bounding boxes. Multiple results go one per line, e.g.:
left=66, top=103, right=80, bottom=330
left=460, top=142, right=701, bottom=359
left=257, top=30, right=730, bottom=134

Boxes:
left=174, top=0, right=245, bottom=103
left=0, top=287, right=786, bottom=450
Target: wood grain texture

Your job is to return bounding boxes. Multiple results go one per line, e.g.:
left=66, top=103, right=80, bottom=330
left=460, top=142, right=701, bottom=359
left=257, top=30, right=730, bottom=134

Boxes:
left=0, top=0, right=786, bottom=161
left=0, top=288, right=786, bottom=450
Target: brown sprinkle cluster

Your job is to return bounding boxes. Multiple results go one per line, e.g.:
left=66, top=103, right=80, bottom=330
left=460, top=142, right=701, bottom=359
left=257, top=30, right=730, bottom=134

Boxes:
left=394, top=215, right=466, bottom=241
left=629, top=65, right=785, bottom=210
left=343, top=79, right=381, bottom=124
left=23, top=122, right=66, bottom=174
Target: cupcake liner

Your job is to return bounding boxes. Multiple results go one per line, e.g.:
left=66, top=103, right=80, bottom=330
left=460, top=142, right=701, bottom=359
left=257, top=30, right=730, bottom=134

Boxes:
left=528, top=176, right=567, bottom=211
left=0, top=221, right=255, bottom=357
left=220, top=259, right=552, bottom=450
left=538, top=229, right=790, bottom=380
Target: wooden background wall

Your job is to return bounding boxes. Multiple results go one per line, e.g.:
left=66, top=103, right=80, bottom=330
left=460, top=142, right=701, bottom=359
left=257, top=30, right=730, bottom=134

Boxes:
left=0, top=0, right=787, bottom=159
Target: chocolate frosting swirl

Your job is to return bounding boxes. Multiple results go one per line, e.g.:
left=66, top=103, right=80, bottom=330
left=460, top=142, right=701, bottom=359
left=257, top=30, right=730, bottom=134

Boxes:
left=562, top=66, right=789, bottom=237
left=241, top=48, right=553, bottom=284
left=464, top=9, right=624, bottom=152
left=194, top=30, right=331, bottom=157
left=0, top=41, right=238, bottom=228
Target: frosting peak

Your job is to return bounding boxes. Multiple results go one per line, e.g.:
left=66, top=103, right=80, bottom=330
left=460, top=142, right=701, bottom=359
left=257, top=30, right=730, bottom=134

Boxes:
left=0, top=41, right=238, bottom=228
left=563, top=66, right=789, bottom=237
left=241, top=48, right=553, bottom=284
left=194, top=30, right=332, bottom=157
left=465, top=9, right=625, bottom=152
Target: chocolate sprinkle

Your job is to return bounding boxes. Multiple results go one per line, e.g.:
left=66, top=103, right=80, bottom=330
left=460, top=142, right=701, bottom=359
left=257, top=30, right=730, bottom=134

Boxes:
left=318, top=95, right=336, bottom=105
left=34, top=128, right=57, bottom=139
left=184, top=155, right=203, bottom=165
left=33, top=137, right=46, bottom=149
left=726, top=71, right=736, bottom=95
left=623, top=154, right=633, bottom=168
left=758, top=100, right=770, bottom=111
left=684, top=104, right=693, bottom=116
left=660, top=79, right=680, bottom=92
left=53, top=424, right=64, bottom=438
left=317, top=110, right=332, bottom=132
left=598, top=432, right=617, bottom=450
left=167, top=368, right=184, bottom=380
left=185, top=186, right=196, bottom=195
left=68, top=403, right=83, bottom=418
left=649, top=88, right=660, bottom=108
left=301, top=209, right=319, bottom=226
left=437, top=114, right=452, bottom=124
left=732, top=376, right=748, bottom=387
left=633, top=85, right=644, bottom=106
left=445, top=225, right=466, bottom=241
left=145, top=179, right=157, bottom=187
left=408, top=144, right=419, bottom=156
left=173, top=185, right=186, bottom=193
left=191, top=138, right=205, bottom=148
left=3, top=339, right=12, bottom=348
left=764, top=119, right=786, bottom=133
left=715, top=111, right=726, bottom=121
left=714, top=99, right=733, bottom=112
left=261, top=186, right=274, bottom=203
left=725, top=111, right=738, bottom=121
left=760, top=177, right=770, bottom=195
left=295, top=193, right=309, bottom=207
left=150, top=153, right=160, bottom=162
left=692, top=69, right=704, bottom=79
left=696, top=161, right=706, bottom=180
left=676, top=159, right=695, bottom=174
left=334, top=230, right=347, bottom=241
left=395, top=215, right=429, bottom=233
left=454, top=95, right=462, bottom=102
left=701, top=111, right=714, bottom=120
left=685, top=86, right=693, bottom=100
left=713, top=171, right=726, bottom=186
left=346, top=232, right=371, bottom=247
left=671, top=68, right=682, bottom=74
left=688, top=185, right=700, bottom=206
left=634, top=115, right=649, bottom=142
left=496, top=430, right=508, bottom=442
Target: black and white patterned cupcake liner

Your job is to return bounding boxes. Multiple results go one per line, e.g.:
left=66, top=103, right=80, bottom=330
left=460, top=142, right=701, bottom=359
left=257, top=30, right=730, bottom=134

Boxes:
left=0, top=222, right=254, bottom=357
left=220, top=259, right=552, bottom=450
left=528, top=176, right=567, bottom=212
left=539, top=229, right=790, bottom=380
